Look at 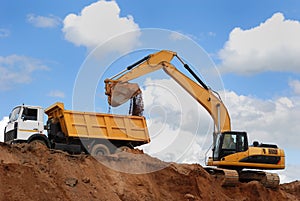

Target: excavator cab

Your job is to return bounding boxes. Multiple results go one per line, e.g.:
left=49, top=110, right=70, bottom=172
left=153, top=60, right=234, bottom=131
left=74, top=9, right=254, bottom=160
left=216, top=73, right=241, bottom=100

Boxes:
left=213, top=131, right=248, bottom=161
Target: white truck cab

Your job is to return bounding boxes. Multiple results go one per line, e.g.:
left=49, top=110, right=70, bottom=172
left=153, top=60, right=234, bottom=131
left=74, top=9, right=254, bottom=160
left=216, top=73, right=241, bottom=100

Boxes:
left=4, top=105, right=48, bottom=145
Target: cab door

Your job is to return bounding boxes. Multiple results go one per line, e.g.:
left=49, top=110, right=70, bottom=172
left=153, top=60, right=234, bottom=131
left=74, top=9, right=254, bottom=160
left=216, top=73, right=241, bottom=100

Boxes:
left=17, top=107, right=40, bottom=140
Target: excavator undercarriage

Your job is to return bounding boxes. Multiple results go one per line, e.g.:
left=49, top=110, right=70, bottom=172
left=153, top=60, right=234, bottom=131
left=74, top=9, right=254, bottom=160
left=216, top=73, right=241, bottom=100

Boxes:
left=204, top=167, right=280, bottom=188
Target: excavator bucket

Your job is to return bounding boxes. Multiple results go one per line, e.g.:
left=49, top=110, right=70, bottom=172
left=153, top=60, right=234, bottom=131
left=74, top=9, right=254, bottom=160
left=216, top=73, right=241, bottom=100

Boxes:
left=105, top=79, right=141, bottom=107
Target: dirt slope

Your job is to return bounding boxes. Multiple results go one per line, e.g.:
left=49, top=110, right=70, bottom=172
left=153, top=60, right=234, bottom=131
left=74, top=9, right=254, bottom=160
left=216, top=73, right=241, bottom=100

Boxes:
left=0, top=142, right=299, bottom=201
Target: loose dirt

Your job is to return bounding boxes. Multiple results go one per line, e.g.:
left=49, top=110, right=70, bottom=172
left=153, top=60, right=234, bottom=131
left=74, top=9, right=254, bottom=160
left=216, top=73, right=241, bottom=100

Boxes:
left=0, top=142, right=299, bottom=201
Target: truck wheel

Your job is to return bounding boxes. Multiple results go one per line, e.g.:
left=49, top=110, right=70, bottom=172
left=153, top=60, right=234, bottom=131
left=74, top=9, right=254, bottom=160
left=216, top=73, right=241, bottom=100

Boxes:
left=91, top=144, right=110, bottom=156
left=29, top=139, right=47, bottom=147
left=115, top=146, right=130, bottom=153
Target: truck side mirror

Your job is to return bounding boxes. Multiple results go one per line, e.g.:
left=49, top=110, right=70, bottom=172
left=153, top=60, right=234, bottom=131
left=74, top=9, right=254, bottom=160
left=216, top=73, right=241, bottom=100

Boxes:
left=8, top=113, right=12, bottom=123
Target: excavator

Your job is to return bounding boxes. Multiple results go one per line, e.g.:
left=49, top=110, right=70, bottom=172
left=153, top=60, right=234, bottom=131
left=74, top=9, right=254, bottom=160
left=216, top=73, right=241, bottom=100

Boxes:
left=104, top=50, right=285, bottom=188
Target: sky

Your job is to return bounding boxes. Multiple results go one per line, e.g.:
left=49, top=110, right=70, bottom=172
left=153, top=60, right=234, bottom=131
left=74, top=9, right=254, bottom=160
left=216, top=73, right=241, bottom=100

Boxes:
left=1, top=0, right=300, bottom=183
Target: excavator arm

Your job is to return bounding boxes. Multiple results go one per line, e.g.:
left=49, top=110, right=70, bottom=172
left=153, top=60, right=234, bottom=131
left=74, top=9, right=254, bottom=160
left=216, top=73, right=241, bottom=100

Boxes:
left=105, top=50, right=231, bottom=133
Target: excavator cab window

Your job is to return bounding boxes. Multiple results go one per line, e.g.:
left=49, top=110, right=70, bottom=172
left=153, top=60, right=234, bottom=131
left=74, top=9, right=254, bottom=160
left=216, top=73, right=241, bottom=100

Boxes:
left=214, top=132, right=248, bottom=160
left=222, top=134, right=236, bottom=149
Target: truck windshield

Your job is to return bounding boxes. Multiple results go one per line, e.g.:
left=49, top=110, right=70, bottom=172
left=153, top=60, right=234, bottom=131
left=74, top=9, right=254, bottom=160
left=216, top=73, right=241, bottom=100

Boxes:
left=9, top=107, right=21, bottom=122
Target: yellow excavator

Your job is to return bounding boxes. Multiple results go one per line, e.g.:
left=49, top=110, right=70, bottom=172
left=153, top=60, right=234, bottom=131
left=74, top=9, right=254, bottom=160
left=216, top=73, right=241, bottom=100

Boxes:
left=104, top=50, right=285, bottom=188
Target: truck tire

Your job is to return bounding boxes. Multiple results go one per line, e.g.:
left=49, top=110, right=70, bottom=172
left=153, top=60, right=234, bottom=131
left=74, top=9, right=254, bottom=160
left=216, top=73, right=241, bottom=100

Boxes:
left=115, top=146, right=130, bottom=153
left=27, top=134, right=51, bottom=148
left=91, top=144, right=110, bottom=156
left=29, top=139, right=47, bottom=147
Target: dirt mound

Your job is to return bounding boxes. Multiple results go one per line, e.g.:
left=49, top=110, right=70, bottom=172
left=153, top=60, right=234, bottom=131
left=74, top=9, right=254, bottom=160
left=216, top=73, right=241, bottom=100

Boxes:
left=0, top=142, right=299, bottom=201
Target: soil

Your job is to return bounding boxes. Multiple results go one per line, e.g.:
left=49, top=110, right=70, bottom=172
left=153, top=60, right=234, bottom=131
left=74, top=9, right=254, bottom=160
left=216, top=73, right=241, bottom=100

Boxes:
left=0, top=142, right=299, bottom=201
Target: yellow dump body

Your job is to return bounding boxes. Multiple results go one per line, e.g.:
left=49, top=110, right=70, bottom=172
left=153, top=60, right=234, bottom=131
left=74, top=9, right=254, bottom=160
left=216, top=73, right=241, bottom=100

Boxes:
left=45, top=102, right=150, bottom=144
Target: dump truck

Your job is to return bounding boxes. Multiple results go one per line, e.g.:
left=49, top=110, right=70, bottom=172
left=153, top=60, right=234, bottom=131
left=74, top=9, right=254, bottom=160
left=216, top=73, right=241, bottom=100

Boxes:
left=4, top=102, right=150, bottom=155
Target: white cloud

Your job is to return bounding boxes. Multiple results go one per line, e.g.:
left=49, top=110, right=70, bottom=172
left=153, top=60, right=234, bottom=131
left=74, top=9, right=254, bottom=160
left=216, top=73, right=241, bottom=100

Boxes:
left=62, top=0, right=140, bottom=54
left=140, top=78, right=217, bottom=163
left=0, top=55, right=49, bottom=90
left=277, top=164, right=300, bottom=184
left=0, top=117, right=9, bottom=142
left=0, top=29, right=10, bottom=38
left=142, top=78, right=213, bottom=136
left=169, top=31, right=199, bottom=42
left=139, top=78, right=299, bottom=182
left=219, top=12, right=300, bottom=74
left=27, top=14, right=61, bottom=28
left=207, top=32, right=216, bottom=37
left=169, top=32, right=186, bottom=41
left=47, top=90, right=65, bottom=98
left=222, top=91, right=300, bottom=148
left=141, top=78, right=300, bottom=154
left=289, top=79, right=300, bottom=95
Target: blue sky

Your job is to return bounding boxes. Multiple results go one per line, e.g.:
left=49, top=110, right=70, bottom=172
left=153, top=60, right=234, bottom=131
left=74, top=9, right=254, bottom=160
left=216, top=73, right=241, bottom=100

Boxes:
left=1, top=0, right=300, bottom=183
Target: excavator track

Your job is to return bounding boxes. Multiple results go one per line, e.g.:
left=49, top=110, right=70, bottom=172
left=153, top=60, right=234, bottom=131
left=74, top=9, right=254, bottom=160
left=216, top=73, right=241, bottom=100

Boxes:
left=205, top=168, right=280, bottom=189
left=204, top=167, right=239, bottom=187
left=239, top=170, right=280, bottom=189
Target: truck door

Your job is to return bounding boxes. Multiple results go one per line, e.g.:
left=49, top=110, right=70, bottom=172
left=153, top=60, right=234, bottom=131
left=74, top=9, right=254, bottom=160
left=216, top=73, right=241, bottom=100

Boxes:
left=17, top=107, right=40, bottom=140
